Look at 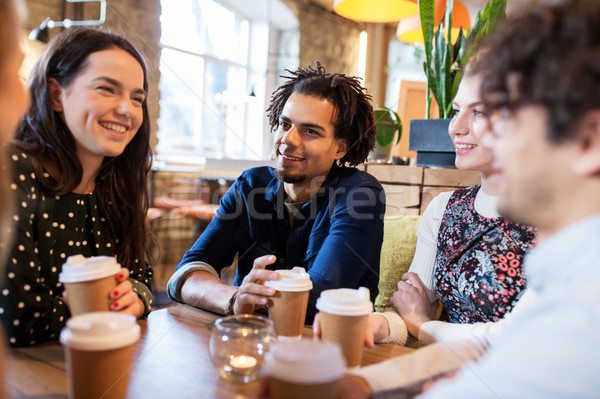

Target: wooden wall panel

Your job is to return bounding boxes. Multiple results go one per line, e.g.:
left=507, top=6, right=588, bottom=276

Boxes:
left=382, top=184, right=421, bottom=216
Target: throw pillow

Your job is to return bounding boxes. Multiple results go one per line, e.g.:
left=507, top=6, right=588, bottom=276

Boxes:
left=374, top=215, right=422, bottom=312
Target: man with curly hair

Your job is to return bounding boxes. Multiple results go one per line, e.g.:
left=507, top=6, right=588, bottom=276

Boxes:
left=168, top=62, right=384, bottom=323
left=338, top=0, right=600, bottom=397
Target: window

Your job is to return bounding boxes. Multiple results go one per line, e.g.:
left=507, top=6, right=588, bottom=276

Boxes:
left=157, top=0, right=298, bottom=162
left=384, top=36, right=426, bottom=110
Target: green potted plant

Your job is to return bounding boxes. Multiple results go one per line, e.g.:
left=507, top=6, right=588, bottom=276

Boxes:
left=368, top=107, right=402, bottom=163
left=409, top=0, right=506, bottom=168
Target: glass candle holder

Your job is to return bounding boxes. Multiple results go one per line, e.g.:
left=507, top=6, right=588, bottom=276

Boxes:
left=209, top=314, right=275, bottom=383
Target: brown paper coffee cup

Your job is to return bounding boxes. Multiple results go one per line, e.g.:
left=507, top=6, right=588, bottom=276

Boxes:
left=319, top=312, right=369, bottom=369
left=64, top=275, right=115, bottom=316
left=265, top=339, right=346, bottom=399
left=316, top=287, right=373, bottom=371
left=67, top=343, right=136, bottom=399
left=59, top=255, right=121, bottom=316
left=265, top=267, right=313, bottom=341
left=268, top=290, right=309, bottom=339
left=60, top=312, right=140, bottom=399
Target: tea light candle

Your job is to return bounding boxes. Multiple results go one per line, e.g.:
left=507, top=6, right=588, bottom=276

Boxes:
left=230, top=355, right=257, bottom=370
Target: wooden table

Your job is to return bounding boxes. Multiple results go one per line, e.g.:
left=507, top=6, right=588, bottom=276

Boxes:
left=6, top=305, right=413, bottom=398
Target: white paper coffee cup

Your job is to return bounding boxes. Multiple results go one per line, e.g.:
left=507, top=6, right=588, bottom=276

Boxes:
left=265, top=339, right=346, bottom=399
left=59, top=255, right=121, bottom=283
left=265, top=267, right=313, bottom=341
left=264, top=267, right=313, bottom=292
left=59, top=255, right=121, bottom=316
left=315, top=287, right=373, bottom=316
left=60, top=312, right=140, bottom=399
left=316, top=287, right=373, bottom=371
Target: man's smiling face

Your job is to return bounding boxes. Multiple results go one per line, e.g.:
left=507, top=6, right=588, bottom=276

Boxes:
left=273, top=92, right=347, bottom=191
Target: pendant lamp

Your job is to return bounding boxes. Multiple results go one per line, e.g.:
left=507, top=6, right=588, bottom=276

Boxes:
left=396, top=0, right=471, bottom=45
left=333, top=0, right=419, bottom=23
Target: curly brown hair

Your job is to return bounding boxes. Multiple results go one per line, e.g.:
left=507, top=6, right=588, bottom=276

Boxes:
left=266, top=61, right=376, bottom=166
left=476, top=0, right=600, bottom=143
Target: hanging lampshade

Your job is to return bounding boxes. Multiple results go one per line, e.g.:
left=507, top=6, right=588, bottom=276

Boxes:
left=333, top=0, right=419, bottom=23
left=396, top=0, right=471, bottom=45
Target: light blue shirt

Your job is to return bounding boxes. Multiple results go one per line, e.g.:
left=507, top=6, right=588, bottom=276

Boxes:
left=420, top=214, right=600, bottom=398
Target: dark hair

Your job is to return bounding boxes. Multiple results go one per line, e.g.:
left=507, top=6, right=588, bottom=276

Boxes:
left=14, top=27, right=153, bottom=270
left=266, top=61, right=376, bottom=166
left=477, top=0, right=600, bottom=142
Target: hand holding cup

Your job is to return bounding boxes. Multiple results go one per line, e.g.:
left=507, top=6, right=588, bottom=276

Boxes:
left=313, top=312, right=378, bottom=349
left=234, top=255, right=280, bottom=315
left=59, top=255, right=121, bottom=316
left=264, top=267, right=313, bottom=341
left=316, top=287, right=373, bottom=371
left=110, top=268, right=145, bottom=319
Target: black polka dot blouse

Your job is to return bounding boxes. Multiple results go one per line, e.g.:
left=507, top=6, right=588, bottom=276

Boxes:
left=0, top=147, right=153, bottom=347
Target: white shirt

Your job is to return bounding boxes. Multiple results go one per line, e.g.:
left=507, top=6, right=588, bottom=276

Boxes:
left=420, top=214, right=600, bottom=398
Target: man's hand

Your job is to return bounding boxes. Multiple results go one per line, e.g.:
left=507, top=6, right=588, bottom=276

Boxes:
left=233, top=255, right=279, bottom=314
left=390, top=272, right=438, bottom=337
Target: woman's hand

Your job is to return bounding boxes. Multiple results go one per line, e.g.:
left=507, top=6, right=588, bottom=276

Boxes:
left=233, top=255, right=279, bottom=315
left=110, top=268, right=145, bottom=318
left=390, top=272, right=438, bottom=337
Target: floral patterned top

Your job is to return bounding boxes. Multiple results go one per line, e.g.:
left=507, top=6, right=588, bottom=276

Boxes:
left=433, top=185, right=536, bottom=324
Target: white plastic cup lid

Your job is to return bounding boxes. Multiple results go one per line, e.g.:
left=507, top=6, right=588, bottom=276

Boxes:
left=59, top=255, right=121, bottom=283
left=265, top=339, right=346, bottom=384
left=315, top=287, right=373, bottom=316
left=264, top=267, right=313, bottom=292
left=59, top=312, right=140, bottom=351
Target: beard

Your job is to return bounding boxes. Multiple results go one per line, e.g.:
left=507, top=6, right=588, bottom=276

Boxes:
left=275, top=168, right=307, bottom=184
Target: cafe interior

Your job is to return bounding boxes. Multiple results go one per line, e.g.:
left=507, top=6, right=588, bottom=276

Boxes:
left=20, top=0, right=528, bottom=288
left=5, top=0, right=548, bottom=398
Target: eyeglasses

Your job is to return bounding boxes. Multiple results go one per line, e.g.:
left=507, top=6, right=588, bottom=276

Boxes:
left=483, top=93, right=528, bottom=137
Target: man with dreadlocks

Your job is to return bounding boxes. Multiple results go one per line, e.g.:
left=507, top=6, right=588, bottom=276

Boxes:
left=167, top=62, right=384, bottom=323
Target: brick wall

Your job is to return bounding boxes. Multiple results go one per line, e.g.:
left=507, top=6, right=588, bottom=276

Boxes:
left=281, top=0, right=361, bottom=76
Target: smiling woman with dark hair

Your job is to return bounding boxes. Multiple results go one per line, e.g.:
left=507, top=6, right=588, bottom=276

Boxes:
left=0, top=27, right=154, bottom=347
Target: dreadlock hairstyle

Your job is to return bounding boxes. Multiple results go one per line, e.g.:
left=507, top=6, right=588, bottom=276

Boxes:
left=14, top=27, right=154, bottom=270
left=266, top=61, right=376, bottom=166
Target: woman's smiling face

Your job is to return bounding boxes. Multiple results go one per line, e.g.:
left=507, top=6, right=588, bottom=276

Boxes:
left=448, top=74, right=495, bottom=175
left=49, top=48, right=146, bottom=164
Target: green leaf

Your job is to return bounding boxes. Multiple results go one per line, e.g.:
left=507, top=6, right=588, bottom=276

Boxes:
left=374, top=108, right=402, bottom=147
left=420, top=0, right=435, bottom=119
left=420, top=0, right=435, bottom=65
left=420, top=0, right=506, bottom=119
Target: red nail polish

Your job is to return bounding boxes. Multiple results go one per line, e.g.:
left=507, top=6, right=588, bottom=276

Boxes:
left=111, top=302, right=118, bottom=310
left=118, top=273, right=125, bottom=279
left=111, top=290, right=119, bottom=298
